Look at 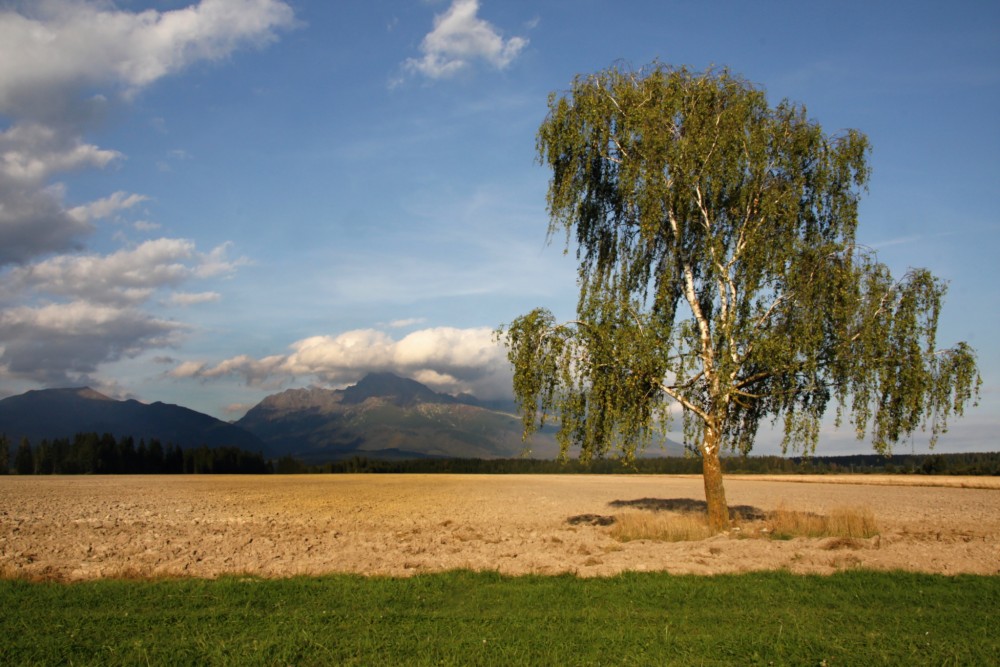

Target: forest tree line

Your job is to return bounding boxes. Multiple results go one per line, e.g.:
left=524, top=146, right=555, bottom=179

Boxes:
left=0, top=432, right=271, bottom=475
left=2, top=432, right=997, bottom=476
left=276, top=451, right=1000, bottom=476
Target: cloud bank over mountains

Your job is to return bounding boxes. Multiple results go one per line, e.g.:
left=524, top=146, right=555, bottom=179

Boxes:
left=171, top=326, right=512, bottom=401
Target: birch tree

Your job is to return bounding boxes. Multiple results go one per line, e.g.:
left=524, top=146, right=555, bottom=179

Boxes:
left=497, top=64, right=980, bottom=531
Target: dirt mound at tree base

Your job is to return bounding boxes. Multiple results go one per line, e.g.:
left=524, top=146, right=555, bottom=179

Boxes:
left=1, top=474, right=997, bottom=581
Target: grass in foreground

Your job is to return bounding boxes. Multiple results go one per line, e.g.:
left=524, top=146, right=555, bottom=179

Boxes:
left=1, top=570, right=996, bottom=666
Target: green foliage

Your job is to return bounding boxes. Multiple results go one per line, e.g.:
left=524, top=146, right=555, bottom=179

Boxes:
left=1, top=571, right=996, bottom=665
left=9, top=433, right=271, bottom=475
left=269, top=451, right=1000, bottom=476
left=182, top=445, right=272, bottom=474
left=274, top=455, right=309, bottom=474
left=499, top=62, right=980, bottom=463
left=14, top=437, right=33, bottom=475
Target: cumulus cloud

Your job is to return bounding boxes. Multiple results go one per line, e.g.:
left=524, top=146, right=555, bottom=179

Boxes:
left=170, top=353, right=288, bottom=388
left=166, top=291, right=221, bottom=307
left=67, top=191, right=148, bottom=224
left=0, top=300, right=184, bottom=384
left=169, top=359, right=209, bottom=378
left=5, top=238, right=245, bottom=306
left=193, top=241, right=248, bottom=277
left=0, top=0, right=297, bottom=114
left=0, top=122, right=121, bottom=184
left=0, top=181, right=91, bottom=265
left=0, top=122, right=123, bottom=264
left=0, top=1, right=293, bottom=387
left=133, top=220, right=161, bottom=233
left=0, top=1, right=295, bottom=266
left=173, top=326, right=513, bottom=399
left=0, top=237, right=243, bottom=384
left=402, top=0, right=527, bottom=80
left=389, top=317, right=427, bottom=329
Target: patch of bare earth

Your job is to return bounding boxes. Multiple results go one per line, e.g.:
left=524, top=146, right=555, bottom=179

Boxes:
left=1, top=474, right=997, bottom=581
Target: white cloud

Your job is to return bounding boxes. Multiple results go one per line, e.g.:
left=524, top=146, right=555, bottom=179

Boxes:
left=0, top=122, right=121, bottom=185
left=0, top=300, right=184, bottom=384
left=394, top=326, right=499, bottom=371
left=194, top=241, right=248, bottom=277
left=403, top=0, right=527, bottom=80
left=67, top=191, right=148, bottom=224
left=0, top=122, right=124, bottom=264
left=170, top=353, right=287, bottom=388
left=0, top=180, right=92, bottom=265
left=389, top=317, right=427, bottom=329
left=0, top=1, right=293, bottom=386
left=283, top=329, right=398, bottom=377
left=175, top=326, right=513, bottom=399
left=169, top=359, right=209, bottom=378
left=133, top=220, right=161, bottom=232
left=0, top=236, right=245, bottom=384
left=0, top=1, right=295, bottom=266
left=6, top=238, right=240, bottom=306
left=0, top=0, right=297, bottom=113
left=166, top=291, right=221, bottom=307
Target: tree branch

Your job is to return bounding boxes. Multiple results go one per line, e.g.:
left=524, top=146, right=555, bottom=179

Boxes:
left=668, top=209, right=716, bottom=385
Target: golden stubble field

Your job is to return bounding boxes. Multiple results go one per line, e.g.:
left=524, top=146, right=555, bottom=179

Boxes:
left=1, top=474, right=998, bottom=581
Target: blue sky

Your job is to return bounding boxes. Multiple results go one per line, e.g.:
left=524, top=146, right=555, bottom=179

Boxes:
left=0, top=0, right=996, bottom=455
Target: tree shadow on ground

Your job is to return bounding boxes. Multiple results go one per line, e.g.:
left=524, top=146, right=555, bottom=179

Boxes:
left=566, top=513, right=616, bottom=526
left=608, top=497, right=767, bottom=521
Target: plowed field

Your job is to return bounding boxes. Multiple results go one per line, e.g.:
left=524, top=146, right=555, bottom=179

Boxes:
left=2, top=474, right=997, bottom=580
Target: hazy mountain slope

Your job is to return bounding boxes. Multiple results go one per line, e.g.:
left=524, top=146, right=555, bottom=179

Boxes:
left=236, top=373, right=557, bottom=462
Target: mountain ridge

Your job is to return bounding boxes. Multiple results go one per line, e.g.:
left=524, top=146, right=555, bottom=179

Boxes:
left=0, top=387, right=266, bottom=452
left=1, top=375, right=678, bottom=464
left=235, top=373, right=557, bottom=462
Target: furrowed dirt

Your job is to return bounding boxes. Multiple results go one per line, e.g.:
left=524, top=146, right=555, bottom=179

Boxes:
left=1, top=474, right=997, bottom=581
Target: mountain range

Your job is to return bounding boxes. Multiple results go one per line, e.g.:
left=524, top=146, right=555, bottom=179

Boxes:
left=235, top=373, right=559, bottom=462
left=0, top=386, right=266, bottom=453
left=0, top=373, right=562, bottom=462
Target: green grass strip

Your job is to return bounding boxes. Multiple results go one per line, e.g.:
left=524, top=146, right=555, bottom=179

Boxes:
left=1, top=570, right=996, bottom=665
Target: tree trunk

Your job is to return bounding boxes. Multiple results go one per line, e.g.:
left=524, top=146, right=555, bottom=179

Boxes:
left=701, top=430, right=730, bottom=532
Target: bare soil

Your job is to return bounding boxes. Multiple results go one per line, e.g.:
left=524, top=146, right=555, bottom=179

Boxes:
left=1, top=474, right=997, bottom=581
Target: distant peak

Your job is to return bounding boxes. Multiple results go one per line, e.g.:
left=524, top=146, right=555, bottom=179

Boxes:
left=344, top=372, right=451, bottom=406
left=21, top=386, right=114, bottom=402
left=74, top=387, right=114, bottom=401
left=355, top=372, right=419, bottom=389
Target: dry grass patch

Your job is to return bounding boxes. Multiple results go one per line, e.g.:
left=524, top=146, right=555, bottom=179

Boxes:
left=766, top=505, right=878, bottom=540
left=609, top=511, right=716, bottom=542
left=609, top=504, right=879, bottom=542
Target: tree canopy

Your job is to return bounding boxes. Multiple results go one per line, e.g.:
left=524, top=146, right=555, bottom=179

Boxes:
left=498, top=63, right=980, bottom=530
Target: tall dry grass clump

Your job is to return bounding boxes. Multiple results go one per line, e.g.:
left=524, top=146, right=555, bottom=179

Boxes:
left=766, top=505, right=878, bottom=539
left=609, top=511, right=716, bottom=542
left=609, top=505, right=879, bottom=542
